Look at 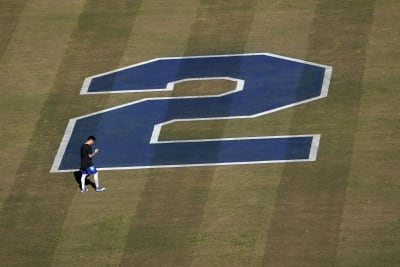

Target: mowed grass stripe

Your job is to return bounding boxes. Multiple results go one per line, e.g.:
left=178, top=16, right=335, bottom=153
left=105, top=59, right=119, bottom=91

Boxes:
left=118, top=0, right=201, bottom=66
left=189, top=1, right=320, bottom=266
left=0, top=0, right=28, bottom=58
left=119, top=1, right=258, bottom=266
left=0, top=1, right=142, bottom=266
left=337, top=1, right=400, bottom=265
left=245, top=0, right=318, bottom=59
left=51, top=0, right=199, bottom=265
left=0, top=0, right=85, bottom=212
left=263, top=1, right=376, bottom=266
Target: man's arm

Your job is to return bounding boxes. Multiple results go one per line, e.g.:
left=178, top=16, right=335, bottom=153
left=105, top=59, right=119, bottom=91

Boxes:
left=88, top=148, right=99, bottom=158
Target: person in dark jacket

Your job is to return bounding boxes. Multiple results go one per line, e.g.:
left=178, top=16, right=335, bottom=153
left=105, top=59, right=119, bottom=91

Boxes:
left=80, top=136, right=105, bottom=192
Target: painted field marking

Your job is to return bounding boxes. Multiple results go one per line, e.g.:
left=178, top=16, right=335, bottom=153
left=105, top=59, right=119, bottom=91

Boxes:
left=51, top=53, right=332, bottom=172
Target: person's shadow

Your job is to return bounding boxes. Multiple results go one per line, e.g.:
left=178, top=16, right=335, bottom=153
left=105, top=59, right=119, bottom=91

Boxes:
left=73, top=171, right=96, bottom=190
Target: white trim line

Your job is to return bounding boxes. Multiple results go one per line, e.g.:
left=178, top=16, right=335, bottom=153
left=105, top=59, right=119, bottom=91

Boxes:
left=50, top=134, right=319, bottom=173
left=80, top=52, right=332, bottom=95
left=321, top=67, right=332, bottom=97
left=149, top=77, right=244, bottom=143
left=52, top=160, right=317, bottom=173
left=149, top=94, right=327, bottom=144
left=309, top=134, right=321, bottom=161
left=50, top=119, right=77, bottom=173
left=154, top=134, right=317, bottom=144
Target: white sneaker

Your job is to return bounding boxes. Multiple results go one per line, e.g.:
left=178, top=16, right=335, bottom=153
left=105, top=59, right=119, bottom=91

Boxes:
left=96, top=186, right=106, bottom=192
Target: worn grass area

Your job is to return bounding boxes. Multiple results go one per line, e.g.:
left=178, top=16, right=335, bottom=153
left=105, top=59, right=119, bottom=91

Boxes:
left=0, top=0, right=399, bottom=266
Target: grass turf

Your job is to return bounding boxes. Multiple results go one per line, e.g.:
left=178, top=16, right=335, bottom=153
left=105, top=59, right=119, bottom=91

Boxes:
left=0, top=0, right=399, bottom=266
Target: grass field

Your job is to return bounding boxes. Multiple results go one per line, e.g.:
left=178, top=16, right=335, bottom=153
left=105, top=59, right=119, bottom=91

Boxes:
left=0, top=0, right=399, bottom=266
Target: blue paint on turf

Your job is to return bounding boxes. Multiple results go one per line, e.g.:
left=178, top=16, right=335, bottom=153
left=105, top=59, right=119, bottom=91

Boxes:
left=58, top=54, right=326, bottom=170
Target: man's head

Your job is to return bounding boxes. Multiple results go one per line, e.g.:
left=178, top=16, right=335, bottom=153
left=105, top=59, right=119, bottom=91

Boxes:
left=86, top=135, right=96, bottom=145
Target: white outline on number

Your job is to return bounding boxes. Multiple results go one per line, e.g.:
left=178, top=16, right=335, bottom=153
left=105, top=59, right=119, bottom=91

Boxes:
left=50, top=53, right=332, bottom=173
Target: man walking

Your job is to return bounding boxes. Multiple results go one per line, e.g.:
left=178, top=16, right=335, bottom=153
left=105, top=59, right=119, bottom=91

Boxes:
left=80, top=136, right=105, bottom=192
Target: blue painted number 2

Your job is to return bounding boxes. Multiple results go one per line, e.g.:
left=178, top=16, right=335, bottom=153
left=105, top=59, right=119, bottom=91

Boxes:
left=51, top=53, right=331, bottom=172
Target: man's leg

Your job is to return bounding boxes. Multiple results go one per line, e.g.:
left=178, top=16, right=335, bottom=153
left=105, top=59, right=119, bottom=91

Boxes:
left=93, top=172, right=99, bottom=188
left=93, top=172, right=106, bottom=191
left=81, top=173, right=88, bottom=191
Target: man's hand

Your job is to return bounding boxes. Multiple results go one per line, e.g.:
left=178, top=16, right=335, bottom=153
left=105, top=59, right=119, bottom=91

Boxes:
left=89, top=148, right=99, bottom=158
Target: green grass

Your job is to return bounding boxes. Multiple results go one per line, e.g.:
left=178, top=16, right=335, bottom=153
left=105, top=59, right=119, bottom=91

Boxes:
left=0, top=0, right=399, bottom=266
